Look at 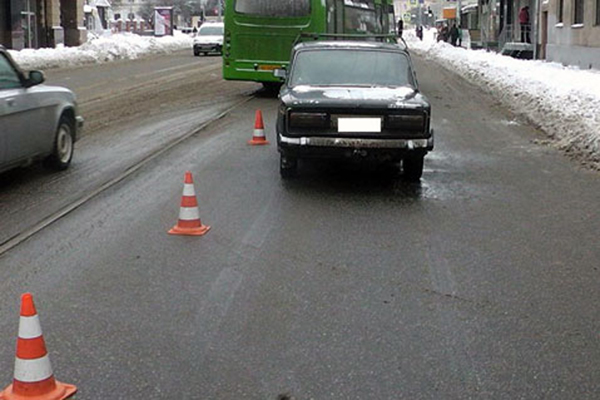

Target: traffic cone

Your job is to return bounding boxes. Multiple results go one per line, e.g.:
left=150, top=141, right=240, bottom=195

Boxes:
left=248, top=109, right=269, bottom=145
left=168, top=171, right=210, bottom=236
left=0, top=293, right=77, bottom=400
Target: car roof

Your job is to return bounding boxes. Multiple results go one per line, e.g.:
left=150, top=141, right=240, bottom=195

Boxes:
left=293, top=40, right=406, bottom=53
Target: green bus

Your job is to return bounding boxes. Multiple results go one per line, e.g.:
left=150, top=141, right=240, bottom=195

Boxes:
left=223, top=0, right=396, bottom=88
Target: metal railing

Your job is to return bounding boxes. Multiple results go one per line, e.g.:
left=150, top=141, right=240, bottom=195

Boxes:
left=498, top=23, right=531, bottom=50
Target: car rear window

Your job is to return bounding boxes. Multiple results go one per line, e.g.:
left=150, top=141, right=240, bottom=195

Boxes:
left=289, top=49, right=413, bottom=87
left=199, top=25, right=223, bottom=35
left=235, top=0, right=310, bottom=17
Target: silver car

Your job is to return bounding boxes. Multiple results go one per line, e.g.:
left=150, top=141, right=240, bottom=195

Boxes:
left=0, top=46, right=83, bottom=174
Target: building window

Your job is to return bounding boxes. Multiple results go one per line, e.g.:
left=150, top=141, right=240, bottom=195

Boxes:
left=574, top=0, right=584, bottom=24
left=558, top=0, right=564, bottom=22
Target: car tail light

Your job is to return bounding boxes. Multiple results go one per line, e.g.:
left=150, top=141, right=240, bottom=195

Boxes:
left=289, top=112, right=330, bottom=129
left=385, top=114, right=426, bottom=131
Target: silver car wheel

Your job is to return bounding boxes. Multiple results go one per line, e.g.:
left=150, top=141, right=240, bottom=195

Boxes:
left=45, top=116, right=75, bottom=171
left=56, top=123, right=73, bottom=164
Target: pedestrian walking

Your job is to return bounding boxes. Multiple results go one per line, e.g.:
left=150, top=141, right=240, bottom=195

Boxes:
left=519, top=6, right=530, bottom=43
left=397, top=19, right=404, bottom=38
left=416, top=25, right=423, bottom=40
left=449, top=24, right=459, bottom=46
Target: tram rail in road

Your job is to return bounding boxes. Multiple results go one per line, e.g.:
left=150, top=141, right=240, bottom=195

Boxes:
left=0, top=96, right=255, bottom=258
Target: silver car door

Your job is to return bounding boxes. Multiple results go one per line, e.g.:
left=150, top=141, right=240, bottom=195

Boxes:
left=0, top=55, right=26, bottom=167
left=0, top=53, right=43, bottom=164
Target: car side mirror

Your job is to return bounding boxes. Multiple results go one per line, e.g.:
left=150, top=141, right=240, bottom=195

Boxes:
left=26, top=70, right=45, bottom=87
left=273, top=69, right=287, bottom=80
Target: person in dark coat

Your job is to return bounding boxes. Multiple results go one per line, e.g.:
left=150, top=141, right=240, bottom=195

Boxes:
left=416, top=25, right=423, bottom=40
left=397, top=19, right=404, bottom=38
left=519, top=6, right=530, bottom=43
left=449, top=24, right=459, bottom=46
left=438, top=24, right=449, bottom=42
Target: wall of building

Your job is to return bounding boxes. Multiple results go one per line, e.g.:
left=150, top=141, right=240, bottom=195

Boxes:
left=0, top=0, right=86, bottom=49
left=543, top=0, right=600, bottom=47
left=0, top=1, right=10, bottom=47
left=541, top=0, right=600, bottom=69
left=112, top=0, right=146, bottom=22
left=546, top=43, right=600, bottom=68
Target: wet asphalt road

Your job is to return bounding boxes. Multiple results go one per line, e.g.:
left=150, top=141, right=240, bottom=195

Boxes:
left=0, top=53, right=599, bottom=399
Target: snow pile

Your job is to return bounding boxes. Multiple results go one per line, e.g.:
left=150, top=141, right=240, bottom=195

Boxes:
left=9, top=32, right=192, bottom=70
left=406, top=29, right=600, bottom=167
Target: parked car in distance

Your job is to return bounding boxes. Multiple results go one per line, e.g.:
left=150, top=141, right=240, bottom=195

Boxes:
left=0, top=46, right=83, bottom=174
left=193, top=22, right=224, bottom=56
left=274, top=40, right=433, bottom=180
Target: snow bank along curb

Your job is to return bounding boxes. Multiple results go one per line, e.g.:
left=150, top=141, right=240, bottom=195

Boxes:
left=9, top=33, right=192, bottom=71
left=407, top=31, right=600, bottom=168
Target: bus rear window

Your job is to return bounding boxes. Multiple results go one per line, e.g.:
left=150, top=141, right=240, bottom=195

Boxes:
left=235, top=0, right=311, bottom=17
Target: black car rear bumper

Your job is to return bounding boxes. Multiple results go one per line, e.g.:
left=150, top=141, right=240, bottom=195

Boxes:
left=277, top=131, right=433, bottom=160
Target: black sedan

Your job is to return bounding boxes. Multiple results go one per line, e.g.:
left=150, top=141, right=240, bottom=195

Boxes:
left=274, top=40, right=433, bottom=180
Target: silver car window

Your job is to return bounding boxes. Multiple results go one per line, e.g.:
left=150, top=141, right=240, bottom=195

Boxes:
left=198, top=26, right=223, bottom=35
left=0, top=54, right=22, bottom=90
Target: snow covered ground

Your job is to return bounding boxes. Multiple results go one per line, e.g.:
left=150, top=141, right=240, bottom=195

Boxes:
left=6, top=30, right=600, bottom=168
left=9, top=31, right=192, bottom=71
left=406, top=28, right=600, bottom=169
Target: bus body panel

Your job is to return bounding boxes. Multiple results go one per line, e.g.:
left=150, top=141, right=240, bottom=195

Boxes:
left=223, top=0, right=393, bottom=83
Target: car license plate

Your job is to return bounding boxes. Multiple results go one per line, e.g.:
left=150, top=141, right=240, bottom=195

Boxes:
left=337, top=117, right=381, bottom=133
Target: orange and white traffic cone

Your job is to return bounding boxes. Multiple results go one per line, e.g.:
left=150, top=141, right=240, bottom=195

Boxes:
left=248, top=109, right=269, bottom=145
left=0, top=293, right=77, bottom=400
left=168, top=171, right=210, bottom=236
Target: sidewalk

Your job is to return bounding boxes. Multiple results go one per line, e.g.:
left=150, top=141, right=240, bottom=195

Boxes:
left=406, top=29, right=600, bottom=170
left=9, top=31, right=192, bottom=70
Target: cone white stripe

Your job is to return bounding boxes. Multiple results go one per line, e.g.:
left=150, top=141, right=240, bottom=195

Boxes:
left=14, top=355, right=53, bottom=382
left=182, top=183, right=196, bottom=197
left=179, top=207, right=200, bottom=220
left=18, top=315, right=43, bottom=339
left=253, top=128, right=265, bottom=138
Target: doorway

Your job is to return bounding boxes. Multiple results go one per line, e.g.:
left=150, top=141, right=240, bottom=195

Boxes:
left=540, top=11, right=548, bottom=59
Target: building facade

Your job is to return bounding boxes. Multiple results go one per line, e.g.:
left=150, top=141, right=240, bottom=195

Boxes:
left=0, top=0, right=86, bottom=50
left=540, top=0, right=600, bottom=69
left=111, top=0, right=146, bottom=22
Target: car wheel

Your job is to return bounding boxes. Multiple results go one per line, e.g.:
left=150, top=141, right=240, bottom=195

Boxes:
left=280, top=155, right=297, bottom=179
left=194, top=50, right=200, bottom=56
left=262, top=82, right=281, bottom=94
left=403, top=154, right=424, bottom=181
left=45, top=115, right=74, bottom=171
left=202, top=52, right=208, bottom=56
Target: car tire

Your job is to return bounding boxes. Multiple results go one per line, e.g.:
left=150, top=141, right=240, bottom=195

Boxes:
left=280, top=155, right=297, bottom=179
left=202, top=52, right=208, bottom=56
left=194, top=50, right=200, bottom=56
left=45, top=115, right=74, bottom=171
left=262, top=82, right=281, bottom=94
left=403, top=154, right=424, bottom=181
